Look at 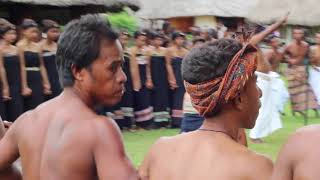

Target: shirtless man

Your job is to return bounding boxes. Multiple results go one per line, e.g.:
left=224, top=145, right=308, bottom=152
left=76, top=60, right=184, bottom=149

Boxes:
left=309, top=33, right=320, bottom=105
left=264, top=36, right=290, bottom=114
left=248, top=15, right=288, bottom=143
left=284, top=27, right=319, bottom=116
left=272, top=125, right=320, bottom=180
left=265, top=36, right=284, bottom=72
left=139, top=39, right=273, bottom=180
left=0, top=14, right=137, bottom=180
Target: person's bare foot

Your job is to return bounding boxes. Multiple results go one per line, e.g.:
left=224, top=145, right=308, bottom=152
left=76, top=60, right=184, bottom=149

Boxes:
left=250, top=138, right=264, bottom=144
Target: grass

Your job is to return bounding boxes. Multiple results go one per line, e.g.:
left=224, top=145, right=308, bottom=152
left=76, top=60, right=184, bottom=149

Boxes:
left=123, top=105, right=320, bottom=166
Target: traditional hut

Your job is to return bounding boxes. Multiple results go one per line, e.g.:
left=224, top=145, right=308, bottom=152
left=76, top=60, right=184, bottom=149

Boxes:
left=137, top=0, right=256, bottom=32
left=0, top=0, right=140, bottom=24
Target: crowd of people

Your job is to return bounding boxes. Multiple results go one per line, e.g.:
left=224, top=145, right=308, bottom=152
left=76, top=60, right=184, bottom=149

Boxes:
left=1, top=13, right=320, bottom=180
left=0, top=18, right=61, bottom=123
left=0, top=14, right=320, bottom=142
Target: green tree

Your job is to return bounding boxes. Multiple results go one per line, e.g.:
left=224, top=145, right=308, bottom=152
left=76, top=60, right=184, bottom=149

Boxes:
left=107, top=9, right=138, bottom=35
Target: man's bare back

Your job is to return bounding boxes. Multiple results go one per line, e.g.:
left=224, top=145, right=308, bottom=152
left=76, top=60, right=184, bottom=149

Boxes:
left=272, top=125, right=320, bottom=180
left=0, top=91, right=136, bottom=180
left=140, top=131, right=272, bottom=180
left=0, top=14, right=137, bottom=180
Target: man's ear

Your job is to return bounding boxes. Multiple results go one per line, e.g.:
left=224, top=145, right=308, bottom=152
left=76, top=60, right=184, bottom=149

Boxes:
left=71, top=64, right=85, bottom=82
left=233, top=92, right=244, bottom=111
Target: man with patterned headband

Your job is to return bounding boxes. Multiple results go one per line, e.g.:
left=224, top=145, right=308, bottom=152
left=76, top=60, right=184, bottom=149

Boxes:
left=139, top=39, right=273, bottom=180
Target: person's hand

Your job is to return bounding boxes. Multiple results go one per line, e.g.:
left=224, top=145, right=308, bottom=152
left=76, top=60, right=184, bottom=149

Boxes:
left=278, top=12, right=290, bottom=25
left=43, top=84, right=52, bottom=95
left=22, top=87, right=32, bottom=96
left=2, top=88, right=11, bottom=101
left=133, top=80, right=142, bottom=92
left=168, top=77, right=178, bottom=90
left=146, top=79, right=154, bottom=89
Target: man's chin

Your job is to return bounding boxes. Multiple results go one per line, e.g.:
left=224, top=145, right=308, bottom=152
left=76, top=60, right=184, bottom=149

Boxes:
left=103, top=98, right=122, bottom=107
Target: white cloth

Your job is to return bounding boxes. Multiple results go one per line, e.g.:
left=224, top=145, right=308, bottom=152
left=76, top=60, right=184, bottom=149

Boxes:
left=269, top=72, right=289, bottom=113
left=309, top=66, right=320, bottom=105
left=250, top=72, right=282, bottom=139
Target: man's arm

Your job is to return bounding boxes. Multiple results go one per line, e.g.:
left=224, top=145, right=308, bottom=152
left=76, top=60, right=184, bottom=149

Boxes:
left=249, top=13, right=288, bottom=46
left=93, top=117, right=137, bottom=180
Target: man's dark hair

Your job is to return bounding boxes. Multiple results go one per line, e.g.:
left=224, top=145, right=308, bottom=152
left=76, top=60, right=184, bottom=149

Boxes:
left=182, top=39, right=242, bottom=117
left=208, top=28, right=218, bottom=39
left=182, top=39, right=242, bottom=84
left=56, top=14, right=118, bottom=87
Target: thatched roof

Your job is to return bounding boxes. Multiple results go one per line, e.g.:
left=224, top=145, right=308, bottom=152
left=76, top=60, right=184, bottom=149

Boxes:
left=247, top=0, right=320, bottom=26
left=137, top=0, right=256, bottom=19
left=1, top=0, right=141, bottom=11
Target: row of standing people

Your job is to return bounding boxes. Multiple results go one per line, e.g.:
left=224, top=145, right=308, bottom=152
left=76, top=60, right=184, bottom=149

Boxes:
left=106, top=31, right=190, bottom=130
left=0, top=18, right=62, bottom=122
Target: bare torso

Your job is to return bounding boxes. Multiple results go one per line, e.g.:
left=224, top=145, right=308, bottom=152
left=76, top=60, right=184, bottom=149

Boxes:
left=256, top=48, right=272, bottom=73
left=285, top=41, right=309, bottom=66
left=2, top=91, right=136, bottom=180
left=266, top=48, right=283, bottom=72
left=140, top=131, right=272, bottom=180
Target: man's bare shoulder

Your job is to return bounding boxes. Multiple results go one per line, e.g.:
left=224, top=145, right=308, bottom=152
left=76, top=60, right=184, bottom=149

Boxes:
left=91, top=116, right=123, bottom=144
left=238, top=149, right=273, bottom=179
left=284, top=125, right=320, bottom=150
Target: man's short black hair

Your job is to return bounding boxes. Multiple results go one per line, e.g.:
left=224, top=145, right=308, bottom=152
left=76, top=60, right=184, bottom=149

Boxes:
left=182, top=39, right=242, bottom=84
left=56, top=14, right=118, bottom=87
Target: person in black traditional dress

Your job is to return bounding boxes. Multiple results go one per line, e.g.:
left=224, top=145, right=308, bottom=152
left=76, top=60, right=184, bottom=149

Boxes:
left=0, top=21, right=24, bottom=122
left=166, top=32, right=188, bottom=128
left=17, top=19, right=51, bottom=111
left=130, top=31, right=154, bottom=129
left=146, top=32, right=170, bottom=128
left=40, top=19, right=62, bottom=100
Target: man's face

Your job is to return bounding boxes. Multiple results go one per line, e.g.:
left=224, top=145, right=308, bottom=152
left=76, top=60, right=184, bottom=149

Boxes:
left=119, top=34, right=129, bottom=47
left=293, top=29, right=304, bottom=41
left=237, top=74, right=262, bottom=129
left=3, top=29, right=17, bottom=43
left=83, top=39, right=127, bottom=107
left=47, top=27, right=60, bottom=42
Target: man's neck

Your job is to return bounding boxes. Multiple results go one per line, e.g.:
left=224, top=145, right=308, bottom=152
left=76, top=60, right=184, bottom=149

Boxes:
left=63, top=87, right=95, bottom=110
left=200, top=112, right=240, bottom=141
left=295, top=40, right=302, bottom=45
